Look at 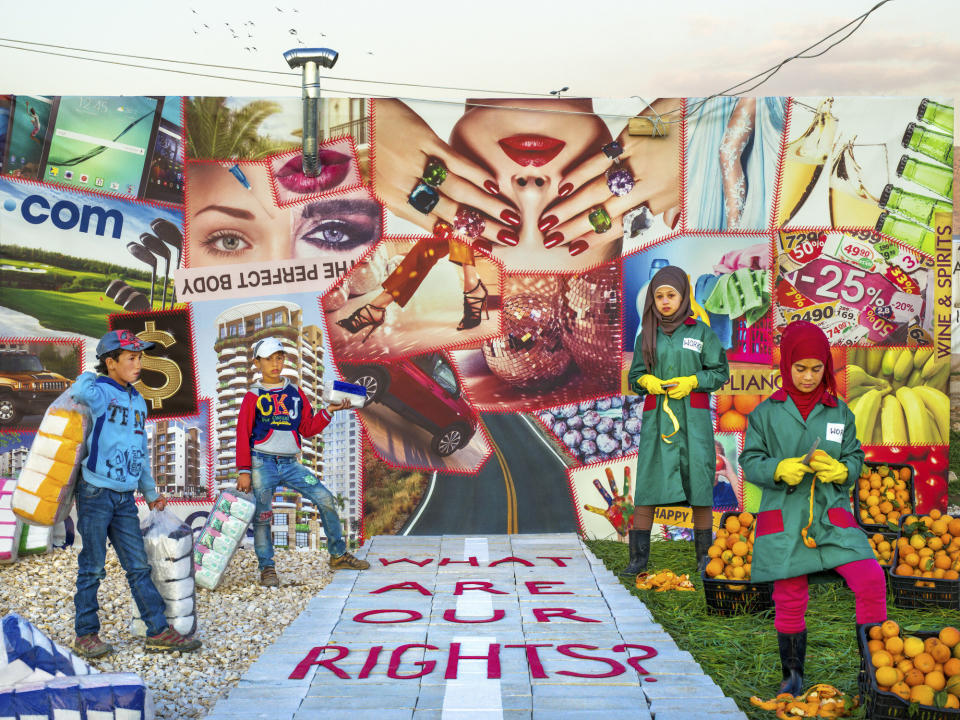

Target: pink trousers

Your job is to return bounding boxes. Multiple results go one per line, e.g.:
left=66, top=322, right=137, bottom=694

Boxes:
left=772, top=558, right=887, bottom=633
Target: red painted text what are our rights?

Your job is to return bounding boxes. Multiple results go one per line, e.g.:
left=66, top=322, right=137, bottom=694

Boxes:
left=288, top=555, right=661, bottom=681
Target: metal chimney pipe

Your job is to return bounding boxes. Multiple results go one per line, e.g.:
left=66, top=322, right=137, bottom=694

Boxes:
left=283, top=47, right=339, bottom=177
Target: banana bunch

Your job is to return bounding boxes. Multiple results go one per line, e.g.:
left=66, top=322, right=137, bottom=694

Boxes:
left=846, top=347, right=950, bottom=445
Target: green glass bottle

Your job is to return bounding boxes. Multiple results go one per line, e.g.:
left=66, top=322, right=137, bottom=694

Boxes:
left=901, top=122, right=953, bottom=166
left=917, top=99, right=954, bottom=133
left=875, top=211, right=936, bottom=255
left=896, top=155, right=953, bottom=199
left=880, top=184, right=952, bottom=227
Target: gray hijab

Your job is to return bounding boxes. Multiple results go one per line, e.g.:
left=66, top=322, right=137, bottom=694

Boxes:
left=640, top=265, right=692, bottom=372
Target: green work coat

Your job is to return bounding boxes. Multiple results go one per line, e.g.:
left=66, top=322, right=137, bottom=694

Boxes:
left=740, top=392, right=872, bottom=583
left=627, top=317, right=729, bottom=507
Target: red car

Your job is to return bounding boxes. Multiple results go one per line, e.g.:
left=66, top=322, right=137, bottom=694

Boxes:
left=339, top=352, right=478, bottom=456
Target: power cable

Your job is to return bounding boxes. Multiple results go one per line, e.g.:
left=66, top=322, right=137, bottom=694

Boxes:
left=0, top=1, right=896, bottom=123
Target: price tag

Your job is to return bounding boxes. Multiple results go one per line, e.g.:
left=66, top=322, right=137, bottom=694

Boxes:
left=782, top=301, right=838, bottom=325
left=776, top=280, right=814, bottom=309
left=907, top=323, right=933, bottom=345
left=835, top=238, right=881, bottom=272
left=789, top=233, right=827, bottom=265
left=779, top=229, right=825, bottom=253
left=887, top=291, right=924, bottom=323
left=837, top=324, right=870, bottom=345
left=859, top=306, right=897, bottom=343
left=885, top=265, right=921, bottom=295
left=791, top=257, right=897, bottom=314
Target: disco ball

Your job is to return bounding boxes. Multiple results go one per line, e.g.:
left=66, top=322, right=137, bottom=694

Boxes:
left=560, top=266, right=620, bottom=385
left=481, top=292, right=571, bottom=388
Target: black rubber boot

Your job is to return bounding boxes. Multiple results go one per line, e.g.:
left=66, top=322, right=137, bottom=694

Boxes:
left=693, top=529, right=714, bottom=573
left=619, top=530, right=650, bottom=577
left=777, top=630, right=807, bottom=697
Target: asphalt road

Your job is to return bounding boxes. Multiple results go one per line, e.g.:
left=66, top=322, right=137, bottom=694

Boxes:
left=404, top=412, right=578, bottom=535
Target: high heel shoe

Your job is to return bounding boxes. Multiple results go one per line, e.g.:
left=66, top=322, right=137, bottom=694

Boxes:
left=336, top=303, right=385, bottom=343
left=457, top=280, right=489, bottom=331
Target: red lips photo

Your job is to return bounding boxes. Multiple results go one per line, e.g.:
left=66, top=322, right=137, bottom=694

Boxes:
left=269, top=139, right=361, bottom=205
left=497, top=134, right=565, bottom=167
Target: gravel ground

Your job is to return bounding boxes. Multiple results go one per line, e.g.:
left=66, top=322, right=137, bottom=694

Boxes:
left=0, top=545, right=334, bottom=719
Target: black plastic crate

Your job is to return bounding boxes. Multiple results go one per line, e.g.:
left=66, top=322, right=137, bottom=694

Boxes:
left=857, top=624, right=960, bottom=720
left=855, top=461, right=916, bottom=534
left=889, top=549, right=960, bottom=610
left=701, top=511, right=774, bottom=616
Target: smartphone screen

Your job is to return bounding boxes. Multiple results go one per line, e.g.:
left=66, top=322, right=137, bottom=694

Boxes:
left=41, top=95, right=159, bottom=196
left=1, top=95, right=53, bottom=180
left=141, top=98, right=185, bottom=204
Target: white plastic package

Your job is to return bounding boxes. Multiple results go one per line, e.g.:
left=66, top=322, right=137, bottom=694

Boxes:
left=322, top=379, right=368, bottom=409
left=138, top=510, right=197, bottom=640
left=193, top=490, right=255, bottom=590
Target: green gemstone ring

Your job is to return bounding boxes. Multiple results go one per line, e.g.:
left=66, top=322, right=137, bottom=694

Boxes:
left=588, top=206, right=612, bottom=234
left=422, top=158, right=448, bottom=187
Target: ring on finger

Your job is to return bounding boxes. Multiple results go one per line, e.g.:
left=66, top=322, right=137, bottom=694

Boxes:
left=453, top=205, right=486, bottom=240
left=588, top=206, right=612, bottom=234
left=605, top=165, right=635, bottom=197
left=408, top=182, right=440, bottom=214
left=422, top=157, right=448, bottom=187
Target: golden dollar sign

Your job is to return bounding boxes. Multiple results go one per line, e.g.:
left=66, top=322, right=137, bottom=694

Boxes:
left=134, top=321, right=183, bottom=410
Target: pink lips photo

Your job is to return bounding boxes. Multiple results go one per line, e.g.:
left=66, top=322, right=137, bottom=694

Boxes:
left=274, top=150, right=352, bottom=196
left=497, top=135, right=565, bottom=167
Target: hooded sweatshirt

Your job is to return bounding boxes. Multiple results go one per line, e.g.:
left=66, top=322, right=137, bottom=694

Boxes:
left=69, top=372, right=159, bottom=502
left=235, top=378, right=331, bottom=473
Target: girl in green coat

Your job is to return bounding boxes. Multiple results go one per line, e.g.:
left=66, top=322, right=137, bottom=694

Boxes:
left=623, top=265, right=729, bottom=576
left=740, top=320, right=886, bottom=696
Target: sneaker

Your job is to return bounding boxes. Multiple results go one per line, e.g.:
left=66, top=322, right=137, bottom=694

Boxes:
left=72, top=633, right=113, bottom=658
left=260, top=566, right=280, bottom=587
left=145, top=627, right=202, bottom=653
left=329, top=551, right=370, bottom=571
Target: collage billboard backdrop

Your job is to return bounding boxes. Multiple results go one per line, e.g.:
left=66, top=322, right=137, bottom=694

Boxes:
left=0, top=94, right=954, bottom=544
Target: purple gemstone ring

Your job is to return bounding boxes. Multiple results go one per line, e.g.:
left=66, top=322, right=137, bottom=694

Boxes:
left=605, top=166, right=635, bottom=197
left=453, top=206, right=486, bottom=240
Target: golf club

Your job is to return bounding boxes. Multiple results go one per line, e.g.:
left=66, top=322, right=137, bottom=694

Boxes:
left=150, top=219, right=183, bottom=305
left=123, top=292, right=151, bottom=313
left=126, top=242, right=157, bottom=307
left=114, top=285, right=137, bottom=306
left=105, top=279, right=127, bottom=299
left=140, top=233, right=171, bottom=309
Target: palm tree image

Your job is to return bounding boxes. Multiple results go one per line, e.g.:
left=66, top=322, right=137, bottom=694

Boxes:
left=186, top=97, right=299, bottom=159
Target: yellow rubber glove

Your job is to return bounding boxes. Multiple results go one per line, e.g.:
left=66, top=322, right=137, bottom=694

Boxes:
left=809, top=450, right=848, bottom=484
left=774, top=457, right=814, bottom=486
left=664, top=375, right=698, bottom=400
left=637, top=375, right=665, bottom=395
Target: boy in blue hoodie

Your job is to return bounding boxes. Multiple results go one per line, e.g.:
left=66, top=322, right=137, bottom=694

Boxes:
left=69, top=329, right=202, bottom=657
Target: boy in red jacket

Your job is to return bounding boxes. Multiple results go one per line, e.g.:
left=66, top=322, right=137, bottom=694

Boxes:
left=236, top=337, right=368, bottom=586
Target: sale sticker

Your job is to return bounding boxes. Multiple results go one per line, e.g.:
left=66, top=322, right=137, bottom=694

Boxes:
left=887, top=291, right=924, bottom=323
left=859, top=305, right=897, bottom=343
left=791, top=257, right=898, bottom=314
left=781, top=301, right=839, bottom=326
left=885, top=265, right=921, bottom=295
left=776, top=280, right=815, bottom=310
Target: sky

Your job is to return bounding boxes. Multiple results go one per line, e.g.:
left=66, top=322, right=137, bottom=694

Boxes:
left=0, top=0, right=958, bottom=116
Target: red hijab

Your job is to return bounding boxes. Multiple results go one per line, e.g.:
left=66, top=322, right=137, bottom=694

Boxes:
left=779, top=321, right=836, bottom=420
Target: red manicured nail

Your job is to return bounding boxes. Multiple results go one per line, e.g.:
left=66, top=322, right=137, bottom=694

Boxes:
left=484, top=180, right=500, bottom=195
left=568, top=239, right=589, bottom=256
left=539, top=215, right=558, bottom=232
left=500, top=209, right=521, bottom=226
left=558, top=183, right=573, bottom=197
left=473, top=238, right=493, bottom=254
left=497, top=229, right=519, bottom=246
left=544, top=231, right=564, bottom=248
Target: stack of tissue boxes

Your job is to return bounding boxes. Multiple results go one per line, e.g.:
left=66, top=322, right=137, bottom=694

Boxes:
left=193, top=490, right=255, bottom=590
left=0, top=478, right=21, bottom=564
left=12, top=407, right=86, bottom=526
left=130, top=516, right=196, bottom=638
left=0, top=613, right=154, bottom=718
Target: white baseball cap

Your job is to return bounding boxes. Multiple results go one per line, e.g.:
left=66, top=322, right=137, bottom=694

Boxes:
left=253, top=337, right=286, bottom=358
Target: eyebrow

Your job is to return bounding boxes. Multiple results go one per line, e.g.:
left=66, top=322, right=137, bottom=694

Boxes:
left=299, top=198, right=380, bottom=218
left=194, top=205, right=257, bottom=220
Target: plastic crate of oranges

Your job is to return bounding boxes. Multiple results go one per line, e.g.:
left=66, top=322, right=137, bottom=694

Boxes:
left=856, top=461, right=914, bottom=532
left=859, top=620, right=960, bottom=718
left=889, top=511, right=960, bottom=610
left=701, top=511, right=774, bottom=616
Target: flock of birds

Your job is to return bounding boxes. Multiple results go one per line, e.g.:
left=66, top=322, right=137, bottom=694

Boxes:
left=188, top=6, right=374, bottom=55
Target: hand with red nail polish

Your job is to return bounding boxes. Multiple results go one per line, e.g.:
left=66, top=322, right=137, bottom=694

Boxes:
left=371, top=99, right=517, bottom=248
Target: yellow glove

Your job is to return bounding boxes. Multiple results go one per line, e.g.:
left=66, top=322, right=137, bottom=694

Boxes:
left=637, top=375, right=665, bottom=395
left=809, top=450, right=848, bottom=484
left=774, top=457, right=814, bottom=486
left=664, top=375, right=698, bottom=400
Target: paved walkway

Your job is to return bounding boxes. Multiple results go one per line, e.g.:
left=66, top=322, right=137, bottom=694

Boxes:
left=205, top=534, right=747, bottom=720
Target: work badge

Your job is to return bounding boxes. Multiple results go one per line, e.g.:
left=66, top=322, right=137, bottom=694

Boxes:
left=682, top=338, right=703, bottom=353
left=825, top=423, right=844, bottom=443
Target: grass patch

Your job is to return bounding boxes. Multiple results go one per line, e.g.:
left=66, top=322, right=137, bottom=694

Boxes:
left=585, top=537, right=960, bottom=719
left=362, top=444, right=428, bottom=536
left=0, top=288, right=119, bottom=338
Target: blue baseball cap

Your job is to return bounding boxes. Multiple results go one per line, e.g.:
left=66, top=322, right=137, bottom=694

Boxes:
left=96, top=329, right=155, bottom=358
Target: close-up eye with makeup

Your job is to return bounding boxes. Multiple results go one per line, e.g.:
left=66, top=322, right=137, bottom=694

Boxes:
left=291, top=190, right=382, bottom=257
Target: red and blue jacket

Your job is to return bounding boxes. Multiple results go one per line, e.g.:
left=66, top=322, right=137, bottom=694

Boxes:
left=235, top=379, right=331, bottom=473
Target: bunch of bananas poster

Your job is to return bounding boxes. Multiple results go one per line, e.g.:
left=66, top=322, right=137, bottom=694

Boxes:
left=0, top=94, right=954, bottom=543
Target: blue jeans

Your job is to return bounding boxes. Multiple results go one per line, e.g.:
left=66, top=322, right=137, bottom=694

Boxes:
left=251, top=451, right=346, bottom=569
left=75, top=481, right=167, bottom=637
